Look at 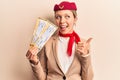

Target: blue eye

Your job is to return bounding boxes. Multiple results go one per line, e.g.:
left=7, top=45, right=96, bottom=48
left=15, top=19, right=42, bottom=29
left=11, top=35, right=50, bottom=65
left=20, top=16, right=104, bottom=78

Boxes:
left=55, top=16, right=61, bottom=19
left=65, top=15, right=70, bottom=19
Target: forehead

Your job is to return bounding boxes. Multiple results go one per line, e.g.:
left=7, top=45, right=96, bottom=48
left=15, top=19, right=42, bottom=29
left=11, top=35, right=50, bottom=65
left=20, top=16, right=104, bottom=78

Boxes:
left=55, top=10, right=73, bottom=15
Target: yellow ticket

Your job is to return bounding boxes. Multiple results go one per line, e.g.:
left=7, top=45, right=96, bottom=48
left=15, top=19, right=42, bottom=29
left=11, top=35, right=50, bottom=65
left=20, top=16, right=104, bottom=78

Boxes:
left=31, top=18, right=58, bottom=51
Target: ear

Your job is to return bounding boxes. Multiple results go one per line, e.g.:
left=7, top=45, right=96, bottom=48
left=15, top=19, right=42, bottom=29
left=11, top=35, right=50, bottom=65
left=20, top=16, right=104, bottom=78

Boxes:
left=74, top=17, right=78, bottom=24
left=74, top=17, right=78, bottom=22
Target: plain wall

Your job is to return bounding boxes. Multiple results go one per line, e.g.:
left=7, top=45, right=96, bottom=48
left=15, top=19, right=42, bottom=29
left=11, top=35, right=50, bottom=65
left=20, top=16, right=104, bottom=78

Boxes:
left=0, top=0, right=120, bottom=80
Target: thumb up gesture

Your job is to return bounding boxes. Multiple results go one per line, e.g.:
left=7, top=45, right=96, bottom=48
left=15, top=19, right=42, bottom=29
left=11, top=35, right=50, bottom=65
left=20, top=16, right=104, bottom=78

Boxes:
left=76, top=38, right=93, bottom=56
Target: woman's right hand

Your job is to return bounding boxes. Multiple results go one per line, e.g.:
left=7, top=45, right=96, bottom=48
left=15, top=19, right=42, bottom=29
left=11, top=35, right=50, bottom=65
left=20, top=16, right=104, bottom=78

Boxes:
left=26, top=45, right=39, bottom=64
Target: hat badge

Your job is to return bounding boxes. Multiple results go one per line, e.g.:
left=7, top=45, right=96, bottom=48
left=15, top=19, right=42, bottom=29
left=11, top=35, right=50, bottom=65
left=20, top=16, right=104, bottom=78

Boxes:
left=59, top=5, right=64, bottom=9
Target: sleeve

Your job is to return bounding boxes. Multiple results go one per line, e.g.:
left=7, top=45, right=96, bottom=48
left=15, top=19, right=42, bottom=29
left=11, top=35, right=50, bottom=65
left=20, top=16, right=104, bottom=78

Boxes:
left=78, top=53, right=94, bottom=80
left=76, top=38, right=94, bottom=80
left=30, top=47, right=47, bottom=80
left=77, top=48, right=93, bottom=80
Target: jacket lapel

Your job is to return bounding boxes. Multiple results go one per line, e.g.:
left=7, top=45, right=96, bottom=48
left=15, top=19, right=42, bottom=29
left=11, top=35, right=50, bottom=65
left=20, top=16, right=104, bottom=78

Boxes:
left=66, top=43, right=78, bottom=75
left=52, top=35, right=79, bottom=75
left=52, top=35, right=64, bottom=74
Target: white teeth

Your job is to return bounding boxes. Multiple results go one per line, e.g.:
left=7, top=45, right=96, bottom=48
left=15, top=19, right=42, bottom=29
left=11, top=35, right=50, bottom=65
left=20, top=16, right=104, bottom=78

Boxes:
left=60, top=25, right=66, bottom=30
left=60, top=25, right=67, bottom=27
left=61, top=26, right=66, bottom=28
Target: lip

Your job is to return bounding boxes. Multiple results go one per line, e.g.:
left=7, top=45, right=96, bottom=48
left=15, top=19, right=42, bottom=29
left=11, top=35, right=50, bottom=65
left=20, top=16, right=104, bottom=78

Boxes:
left=60, top=25, right=67, bottom=29
left=60, top=25, right=66, bottom=28
left=60, top=26, right=66, bottom=30
left=60, top=24, right=68, bottom=27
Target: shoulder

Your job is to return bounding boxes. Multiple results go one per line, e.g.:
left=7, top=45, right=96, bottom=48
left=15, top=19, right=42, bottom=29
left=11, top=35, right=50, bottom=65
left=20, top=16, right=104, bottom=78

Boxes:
left=45, top=32, right=59, bottom=46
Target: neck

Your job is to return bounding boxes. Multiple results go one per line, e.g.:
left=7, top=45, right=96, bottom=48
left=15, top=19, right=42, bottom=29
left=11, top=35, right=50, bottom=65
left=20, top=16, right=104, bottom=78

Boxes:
left=59, top=31, right=74, bottom=37
left=58, top=30, right=80, bottom=56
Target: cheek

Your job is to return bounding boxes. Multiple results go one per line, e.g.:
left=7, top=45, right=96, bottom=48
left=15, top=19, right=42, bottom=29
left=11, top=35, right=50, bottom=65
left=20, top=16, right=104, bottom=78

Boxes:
left=69, top=20, right=75, bottom=26
left=55, top=20, right=60, bottom=26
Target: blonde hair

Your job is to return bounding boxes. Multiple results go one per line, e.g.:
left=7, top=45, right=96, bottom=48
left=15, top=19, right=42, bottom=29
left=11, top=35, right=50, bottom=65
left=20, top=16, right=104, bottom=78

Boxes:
left=71, top=10, right=77, bottom=18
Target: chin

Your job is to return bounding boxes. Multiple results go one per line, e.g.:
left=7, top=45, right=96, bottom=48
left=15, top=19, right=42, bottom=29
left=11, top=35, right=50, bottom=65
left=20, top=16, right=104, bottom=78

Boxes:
left=59, top=30, right=66, bottom=34
left=59, top=28, right=73, bottom=34
left=60, top=30, right=71, bottom=34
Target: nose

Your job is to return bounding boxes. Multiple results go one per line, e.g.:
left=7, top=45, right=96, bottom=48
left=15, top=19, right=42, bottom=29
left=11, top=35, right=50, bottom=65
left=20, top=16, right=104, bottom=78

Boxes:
left=60, top=17, right=65, bottom=24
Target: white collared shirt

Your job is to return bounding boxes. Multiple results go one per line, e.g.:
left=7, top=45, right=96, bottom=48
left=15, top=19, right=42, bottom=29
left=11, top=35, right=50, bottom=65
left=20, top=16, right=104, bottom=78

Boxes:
left=57, top=36, right=75, bottom=74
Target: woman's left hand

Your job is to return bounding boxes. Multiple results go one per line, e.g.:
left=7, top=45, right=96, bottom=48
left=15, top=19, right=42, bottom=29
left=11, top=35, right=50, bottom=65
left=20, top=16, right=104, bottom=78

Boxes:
left=76, top=38, right=92, bottom=56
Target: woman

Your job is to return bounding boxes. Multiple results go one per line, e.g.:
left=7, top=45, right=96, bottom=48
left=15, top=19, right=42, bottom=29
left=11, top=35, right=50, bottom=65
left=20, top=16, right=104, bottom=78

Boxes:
left=26, top=1, right=93, bottom=80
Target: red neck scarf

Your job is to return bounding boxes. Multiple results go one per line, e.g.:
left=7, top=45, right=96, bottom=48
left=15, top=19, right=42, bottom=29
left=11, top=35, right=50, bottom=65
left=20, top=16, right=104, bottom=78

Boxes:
left=59, top=31, right=80, bottom=56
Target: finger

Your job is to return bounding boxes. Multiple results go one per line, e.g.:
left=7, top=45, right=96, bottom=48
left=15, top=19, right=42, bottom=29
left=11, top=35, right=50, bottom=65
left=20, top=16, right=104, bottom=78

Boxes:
left=26, top=52, right=32, bottom=59
left=76, top=49, right=84, bottom=55
left=32, top=48, right=39, bottom=55
left=29, top=47, right=38, bottom=55
left=26, top=50, right=31, bottom=57
left=78, top=42, right=84, bottom=47
left=86, top=38, right=93, bottom=44
left=27, top=51, right=36, bottom=60
left=26, top=49, right=36, bottom=58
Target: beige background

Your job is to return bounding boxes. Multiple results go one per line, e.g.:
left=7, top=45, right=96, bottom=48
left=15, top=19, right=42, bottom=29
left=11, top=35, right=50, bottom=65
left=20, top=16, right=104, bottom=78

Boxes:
left=0, top=0, right=120, bottom=80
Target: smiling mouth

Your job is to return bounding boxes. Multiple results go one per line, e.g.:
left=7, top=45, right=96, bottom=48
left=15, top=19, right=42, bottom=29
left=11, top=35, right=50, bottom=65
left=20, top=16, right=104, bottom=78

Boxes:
left=60, top=25, right=68, bottom=30
left=60, top=26, right=66, bottom=31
